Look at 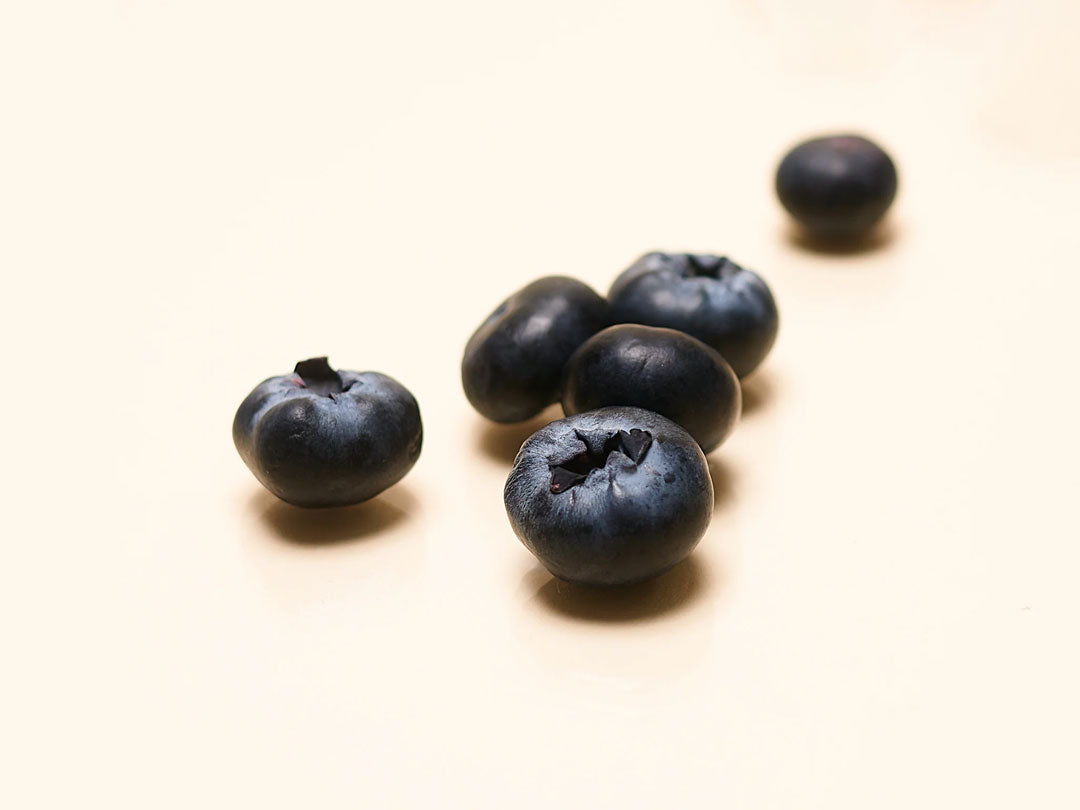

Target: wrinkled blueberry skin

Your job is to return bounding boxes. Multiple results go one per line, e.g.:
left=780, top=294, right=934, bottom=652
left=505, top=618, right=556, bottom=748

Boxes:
left=776, top=134, right=898, bottom=239
left=462, top=276, right=608, bottom=423
left=607, top=252, right=778, bottom=378
left=504, top=407, right=713, bottom=586
left=233, top=358, right=422, bottom=508
left=562, top=325, right=741, bottom=454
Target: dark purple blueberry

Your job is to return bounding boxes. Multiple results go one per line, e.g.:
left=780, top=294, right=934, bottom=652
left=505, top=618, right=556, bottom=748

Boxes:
left=462, top=276, right=608, bottom=423
left=504, top=407, right=713, bottom=586
left=233, top=357, right=422, bottom=508
left=775, top=134, right=898, bottom=240
left=562, top=325, right=741, bottom=453
left=607, top=252, right=779, bottom=378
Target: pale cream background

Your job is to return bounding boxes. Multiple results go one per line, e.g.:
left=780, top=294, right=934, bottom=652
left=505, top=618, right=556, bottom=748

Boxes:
left=3, top=1, right=1079, bottom=807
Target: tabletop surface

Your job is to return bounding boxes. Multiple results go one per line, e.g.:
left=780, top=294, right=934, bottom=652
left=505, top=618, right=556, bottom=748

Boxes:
left=4, top=1, right=1079, bottom=807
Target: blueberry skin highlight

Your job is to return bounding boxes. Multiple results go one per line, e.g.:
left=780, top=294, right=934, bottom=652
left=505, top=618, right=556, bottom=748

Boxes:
left=562, top=325, right=741, bottom=454
left=607, top=252, right=779, bottom=378
left=233, top=357, right=422, bottom=508
left=504, top=407, right=713, bottom=586
left=462, top=276, right=608, bottom=423
left=776, top=134, right=898, bottom=240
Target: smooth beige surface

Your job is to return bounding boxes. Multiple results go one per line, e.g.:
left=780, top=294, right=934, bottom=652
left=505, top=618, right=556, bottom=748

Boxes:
left=4, top=2, right=1080, bottom=807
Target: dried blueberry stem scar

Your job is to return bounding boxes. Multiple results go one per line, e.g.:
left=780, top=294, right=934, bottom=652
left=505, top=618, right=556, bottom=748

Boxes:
left=549, top=428, right=653, bottom=493
left=294, top=357, right=344, bottom=397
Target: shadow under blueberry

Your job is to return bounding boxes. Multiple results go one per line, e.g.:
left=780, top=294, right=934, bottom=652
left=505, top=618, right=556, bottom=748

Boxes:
left=528, top=555, right=710, bottom=623
left=475, top=403, right=564, bottom=464
left=784, top=219, right=898, bottom=256
left=252, top=484, right=419, bottom=546
left=740, top=371, right=776, bottom=418
left=707, top=456, right=736, bottom=510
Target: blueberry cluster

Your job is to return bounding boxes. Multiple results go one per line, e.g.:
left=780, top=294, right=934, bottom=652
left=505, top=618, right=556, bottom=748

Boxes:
left=231, top=133, right=898, bottom=586
left=463, top=251, right=780, bottom=586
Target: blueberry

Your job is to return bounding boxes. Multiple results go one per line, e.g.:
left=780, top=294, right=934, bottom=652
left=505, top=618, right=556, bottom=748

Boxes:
left=561, top=324, right=741, bottom=454
left=504, top=407, right=713, bottom=586
left=607, top=252, right=779, bottom=378
left=462, top=276, right=608, bottom=422
left=233, top=357, right=422, bottom=508
left=775, top=134, right=898, bottom=240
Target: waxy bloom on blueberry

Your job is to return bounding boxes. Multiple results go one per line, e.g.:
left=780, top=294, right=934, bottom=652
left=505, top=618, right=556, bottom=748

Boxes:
left=608, top=252, right=779, bottom=378
left=504, top=407, right=713, bottom=586
left=776, top=134, right=898, bottom=240
left=233, top=357, right=422, bottom=508
left=562, top=324, right=741, bottom=453
left=462, top=276, right=608, bottom=423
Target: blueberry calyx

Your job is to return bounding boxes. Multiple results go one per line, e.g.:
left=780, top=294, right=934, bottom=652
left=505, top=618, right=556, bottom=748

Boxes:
left=682, top=254, right=731, bottom=279
left=293, top=357, right=344, bottom=397
left=549, top=428, right=653, bottom=493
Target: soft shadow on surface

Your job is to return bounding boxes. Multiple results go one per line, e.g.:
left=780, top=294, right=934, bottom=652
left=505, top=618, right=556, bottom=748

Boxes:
left=252, top=484, right=419, bottom=546
left=527, top=556, right=711, bottom=623
left=707, top=456, right=736, bottom=510
left=475, top=404, right=564, bottom=464
left=740, top=371, right=776, bottom=418
left=784, top=220, right=898, bottom=255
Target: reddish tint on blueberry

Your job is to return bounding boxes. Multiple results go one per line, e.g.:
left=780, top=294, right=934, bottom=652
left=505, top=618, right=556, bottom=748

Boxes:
left=462, top=276, right=608, bottom=423
left=233, top=357, right=422, bottom=508
left=504, top=407, right=713, bottom=586
left=562, top=324, right=741, bottom=453
left=607, top=252, right=778, bottom=378
left=775, top=134, right=898, bottom=240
